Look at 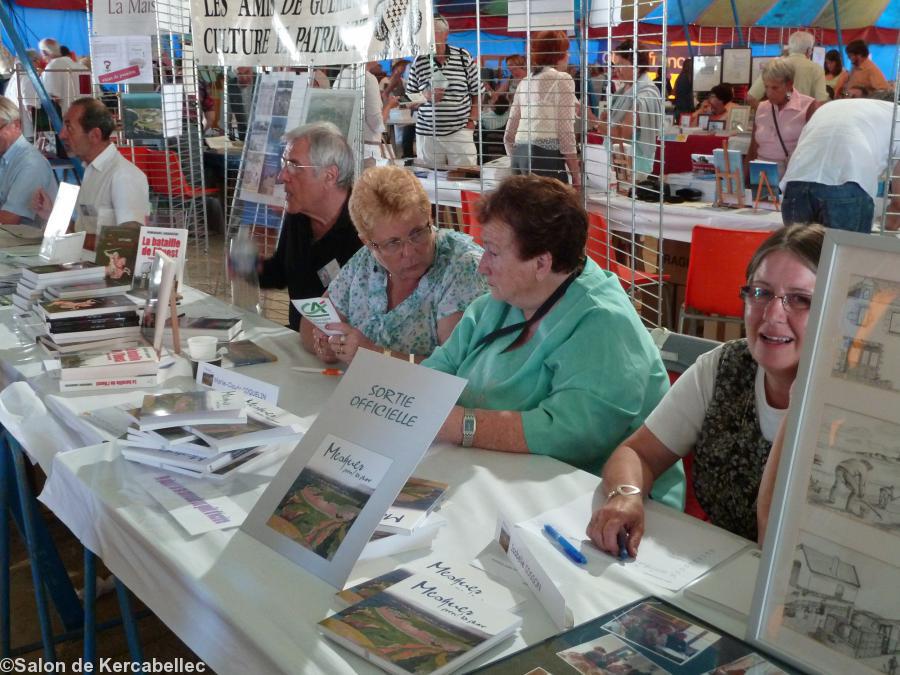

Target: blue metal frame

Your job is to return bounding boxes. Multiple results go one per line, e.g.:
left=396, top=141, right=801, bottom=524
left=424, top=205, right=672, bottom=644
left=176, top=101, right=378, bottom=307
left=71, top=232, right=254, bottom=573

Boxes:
left=831, top=0, right=846, bottom=66
left=0, top=1, right=84, bottom=182
left=729, top=0, right=745, bottom=47
left=676, top=0, right=695, bottom=57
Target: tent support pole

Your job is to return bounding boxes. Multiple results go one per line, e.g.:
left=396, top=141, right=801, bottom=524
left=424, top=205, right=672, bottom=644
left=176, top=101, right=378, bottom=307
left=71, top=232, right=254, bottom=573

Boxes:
left=832, top=0, right=846, bottom=65
left=729, top=0, right=745, bottom=46
left=677, top=0, right=694, bottom=56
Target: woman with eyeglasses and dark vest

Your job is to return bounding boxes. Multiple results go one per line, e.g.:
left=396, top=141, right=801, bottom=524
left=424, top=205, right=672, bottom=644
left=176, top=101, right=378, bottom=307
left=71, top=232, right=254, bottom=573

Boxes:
left=588, top=224, right=825, bottom=555
left=300, top=166, right=485, bottom=365
left=423, top=175, right=683, bottom=509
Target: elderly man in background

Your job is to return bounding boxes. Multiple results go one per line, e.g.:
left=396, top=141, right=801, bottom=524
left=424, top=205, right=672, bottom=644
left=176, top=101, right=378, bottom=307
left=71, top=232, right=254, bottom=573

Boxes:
left=781, top=97, right=900, bottom=233
left=844, top=39, right=890, bottom=96
left=0, top=99, right=56, bottom=225
left=407, top=15, right=485, bottom=167
left=256, top=122, right=362, bottom=330
left=33, top=97, right=149, bottom=246
left=39, top=37, right=88, bottom=115
left=3, top=49, right=41, bottom=138
left=747, top=31, right=828, bottom=106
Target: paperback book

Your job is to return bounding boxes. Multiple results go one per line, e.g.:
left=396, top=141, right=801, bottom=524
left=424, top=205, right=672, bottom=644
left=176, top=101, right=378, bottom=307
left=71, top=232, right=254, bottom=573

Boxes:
left=319, top=573, right=521, bottom=675
left=21, top=261, right=105, bottom=285
left=95, top=225, right=141, bottom=286
left=137, top=390, right=246, bottom=430
left=179, top=316, right=243, bottom=341
left=59, top=373, right=159, bottom=392
left=376, top=477, right=449, bottom=536
left=39, top=295, right=139, bottom=320
left=132, top=227, right=188, bottom=289
left=337, top=554, right=526, bottom=611
left=120, top=443, right=260, bottom=475
left=45, top=279, right=134, bottom=299
left=186, top=415, right=299, bottom=453
left=46, top=313, right=141, bottom=334
left=220, top=339, right=277, bottom=367
left=37, top=334, right=146, bottom=356
left=359, top=513, right=447, bottom=562
left=470, top=596, right=798, bottom=675
left=47, top=325, right=142, bottom=344
left=58, top=345, right=159, bottom=381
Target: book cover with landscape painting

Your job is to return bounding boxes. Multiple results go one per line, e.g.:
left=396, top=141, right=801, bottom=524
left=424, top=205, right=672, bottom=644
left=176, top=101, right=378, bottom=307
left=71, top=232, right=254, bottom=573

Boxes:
left=376, top=477, right=449, bottom=535
left=265, top=434, right=392, bottom=561
left=137, top=390, right=246, bottom=430
left=319, top=573, right=521, bottom=675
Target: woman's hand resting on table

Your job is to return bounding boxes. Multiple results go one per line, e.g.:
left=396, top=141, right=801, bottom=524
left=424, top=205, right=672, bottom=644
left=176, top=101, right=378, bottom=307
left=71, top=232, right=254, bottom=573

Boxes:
left=586, top=493, right=645, bottom=559
left=312, top=322, right=377, bottom=364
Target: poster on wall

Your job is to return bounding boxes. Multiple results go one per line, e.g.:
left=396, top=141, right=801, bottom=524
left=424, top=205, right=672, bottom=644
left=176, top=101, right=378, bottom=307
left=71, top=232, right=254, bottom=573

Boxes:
left=91, top=35, right=154, bottom=85
left=238, top=73, right=309, bottom=208
left=190, top=0, right=433, bottom=66
left=92, top=0, right=157, bottom=36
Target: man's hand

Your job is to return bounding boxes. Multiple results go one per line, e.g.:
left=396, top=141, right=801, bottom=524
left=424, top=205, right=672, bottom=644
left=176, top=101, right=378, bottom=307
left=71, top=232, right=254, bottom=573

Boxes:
left=32, top=187, right=53, bottom=221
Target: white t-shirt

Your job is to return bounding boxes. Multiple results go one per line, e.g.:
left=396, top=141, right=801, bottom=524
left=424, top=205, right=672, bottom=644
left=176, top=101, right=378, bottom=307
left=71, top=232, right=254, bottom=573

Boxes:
left=644, top=343, right=785, bottom=457
left=75, top=144, right=150, bottom=234
left=41, top=56, right=88, bottom=114
left=781, top=99, right=900, bottom=200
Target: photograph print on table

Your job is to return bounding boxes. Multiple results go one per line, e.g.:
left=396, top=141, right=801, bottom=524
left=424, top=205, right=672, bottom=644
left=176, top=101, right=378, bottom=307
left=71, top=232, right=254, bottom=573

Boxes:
left=556, top=633, right=669, bottom=674
left=832, top=275, right=900, bottom=395
left=780, top=530, right=900, bottom=675
left=266, top=433, right=392, bottom=561
left=806, top=404, right=900, bottom=535
left=603, top=602, right=722, bottom=665
left=710, top=652, right=791, bottom=674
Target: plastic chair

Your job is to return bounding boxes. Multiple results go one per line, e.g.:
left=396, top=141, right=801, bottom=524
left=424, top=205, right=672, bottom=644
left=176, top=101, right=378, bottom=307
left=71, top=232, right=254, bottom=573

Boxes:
left=653, top=329, right=721, bottom=523
left=586, top=212, right=669, bottom=291
left=678, top=226, right=771, bottom=334
left=459, top=189, right=483, bottom=246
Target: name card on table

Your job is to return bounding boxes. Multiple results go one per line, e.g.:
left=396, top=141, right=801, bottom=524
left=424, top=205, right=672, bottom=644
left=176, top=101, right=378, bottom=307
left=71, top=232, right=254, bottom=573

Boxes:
left=196, top=361, right=279, bottom=404
left=243, top=348, right=466, bottom=588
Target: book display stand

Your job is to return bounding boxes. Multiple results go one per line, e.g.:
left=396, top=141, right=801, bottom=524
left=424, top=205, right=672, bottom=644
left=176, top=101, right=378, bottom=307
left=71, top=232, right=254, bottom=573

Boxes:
left=753, top=170, right=780, bottom=211
left=713, top=139, right=745, bottom=208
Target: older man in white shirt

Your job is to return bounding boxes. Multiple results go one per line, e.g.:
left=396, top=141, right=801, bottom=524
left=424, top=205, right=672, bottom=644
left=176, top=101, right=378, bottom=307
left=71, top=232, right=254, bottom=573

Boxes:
left=33, top=97, right=149, bottom=248
left=747, top=31, right=828, bottom=106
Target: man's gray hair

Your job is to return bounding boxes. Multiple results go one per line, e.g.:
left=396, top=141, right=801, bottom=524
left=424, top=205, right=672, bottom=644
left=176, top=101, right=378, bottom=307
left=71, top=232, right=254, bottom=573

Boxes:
left=433, top=15, right=450, bottom=33
left=869, top=89, right=895, bottom=102
left=787, top=31, right=815, bottom=56
left=762, top=58, right=796, bottom=85
left=38, top=38, right=61, bottom=57
left=283, top=121, right=354, bottom=189
left=0, top=98, right=20, bottom=125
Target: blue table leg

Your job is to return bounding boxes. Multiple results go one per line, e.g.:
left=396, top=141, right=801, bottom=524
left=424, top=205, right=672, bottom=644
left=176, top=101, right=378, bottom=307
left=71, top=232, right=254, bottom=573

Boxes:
left=83, top=550, right=96, bottom=665
left=3, top=434, right=82, bottom=632
left=9, top=438, right=56, bottom=661
left=114, top=580, right=143, bottom=663
left=0, top=431, right=9, bottom=658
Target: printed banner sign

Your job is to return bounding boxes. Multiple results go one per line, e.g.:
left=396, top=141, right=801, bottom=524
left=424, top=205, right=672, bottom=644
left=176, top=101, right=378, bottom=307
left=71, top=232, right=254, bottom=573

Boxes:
left=190, top=0, right=433, bottom=66
left=92, top=0, right=158, bottom=36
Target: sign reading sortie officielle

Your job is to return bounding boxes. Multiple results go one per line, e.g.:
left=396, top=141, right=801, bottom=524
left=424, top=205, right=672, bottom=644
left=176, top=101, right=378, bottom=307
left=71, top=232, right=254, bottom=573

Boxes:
left=190, top=0, right=434, bottom=66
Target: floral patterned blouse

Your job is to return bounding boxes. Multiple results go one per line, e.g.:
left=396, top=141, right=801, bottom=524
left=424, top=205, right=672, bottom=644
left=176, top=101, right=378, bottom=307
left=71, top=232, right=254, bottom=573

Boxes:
left=327, top=229, right=486, bottom=356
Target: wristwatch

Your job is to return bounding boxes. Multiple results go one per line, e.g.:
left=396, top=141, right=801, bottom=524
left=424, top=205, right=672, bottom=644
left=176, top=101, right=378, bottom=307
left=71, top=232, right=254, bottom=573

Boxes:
left=606, top=484, right=642, bottom=501
left=461, top=408, right=476, bottom=447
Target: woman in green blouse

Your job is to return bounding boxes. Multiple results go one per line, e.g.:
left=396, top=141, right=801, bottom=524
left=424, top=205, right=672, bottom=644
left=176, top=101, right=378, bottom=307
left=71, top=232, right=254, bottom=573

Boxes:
left=423, top=175, right=683, bottom=507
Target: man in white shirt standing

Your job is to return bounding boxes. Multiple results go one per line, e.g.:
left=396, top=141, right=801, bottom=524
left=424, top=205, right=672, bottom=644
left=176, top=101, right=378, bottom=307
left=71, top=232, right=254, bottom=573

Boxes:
left=747, top=31, right=828, bottom=106
left=33, top=97, right=150, bottom=247
left=39, top=38, right=88, bottom=115
left=333, top=63, right=397, bottom=167
left=781, top=97, right=900, bottom=233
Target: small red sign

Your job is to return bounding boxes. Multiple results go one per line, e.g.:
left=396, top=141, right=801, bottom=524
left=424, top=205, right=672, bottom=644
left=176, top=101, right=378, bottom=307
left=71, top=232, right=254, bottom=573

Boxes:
left=98, top=64, right=141, bottom=84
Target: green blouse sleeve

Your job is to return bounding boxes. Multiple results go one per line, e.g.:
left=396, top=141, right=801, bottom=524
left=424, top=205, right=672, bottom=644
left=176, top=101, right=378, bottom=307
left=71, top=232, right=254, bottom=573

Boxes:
left=521, top=307, right=668, bottom=472
left=421, top=300, right=481, bottom=375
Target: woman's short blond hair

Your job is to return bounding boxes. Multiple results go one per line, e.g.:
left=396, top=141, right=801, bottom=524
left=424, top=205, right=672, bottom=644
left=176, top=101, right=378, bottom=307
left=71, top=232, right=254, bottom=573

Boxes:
left=348, top=166, right=432, bottom=238
left=762, top=58, right=795, bottom=85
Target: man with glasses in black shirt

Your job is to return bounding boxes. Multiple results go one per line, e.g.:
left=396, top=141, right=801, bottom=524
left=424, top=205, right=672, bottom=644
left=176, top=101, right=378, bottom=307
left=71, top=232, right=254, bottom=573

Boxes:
left=257, top=121, right=362, bottom=329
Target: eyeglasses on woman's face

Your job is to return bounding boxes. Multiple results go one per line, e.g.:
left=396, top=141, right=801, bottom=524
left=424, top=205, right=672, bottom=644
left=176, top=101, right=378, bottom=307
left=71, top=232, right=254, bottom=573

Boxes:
left=368, top=224, right=435, bottom=256
left=740, top=285, right=813, bottom=313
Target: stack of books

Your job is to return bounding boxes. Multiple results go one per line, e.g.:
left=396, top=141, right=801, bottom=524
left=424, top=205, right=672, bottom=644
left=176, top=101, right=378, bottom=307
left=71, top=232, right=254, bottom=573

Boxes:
left=361, top=477, right=449, bottom=561
left=12, top=262, right=106, bottom=314
left=35, top=294, right=142, bottom=352
left=55, top=345, right=160, bottom=392
left=319, top=570, right=521, bottom=675
left=119, top=393, right=304, bottom=481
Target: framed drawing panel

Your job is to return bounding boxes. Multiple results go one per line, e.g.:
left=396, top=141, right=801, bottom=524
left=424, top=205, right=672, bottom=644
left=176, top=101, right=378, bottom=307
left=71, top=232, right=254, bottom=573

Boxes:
left=721, top=47, right=752, bottom=85
left=693, top=55, right=722, bottom=93
left=749, top=230, right=900, bottom=675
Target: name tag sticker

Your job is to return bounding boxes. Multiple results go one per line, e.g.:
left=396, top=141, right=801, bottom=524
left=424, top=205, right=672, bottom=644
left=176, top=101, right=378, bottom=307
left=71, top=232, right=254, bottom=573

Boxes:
left=317, top=258, right=341, bottom=287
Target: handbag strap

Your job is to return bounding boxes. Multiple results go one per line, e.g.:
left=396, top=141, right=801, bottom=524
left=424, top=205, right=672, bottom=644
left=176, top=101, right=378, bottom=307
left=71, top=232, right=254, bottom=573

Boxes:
left=770, top=104, right=790, bottom=160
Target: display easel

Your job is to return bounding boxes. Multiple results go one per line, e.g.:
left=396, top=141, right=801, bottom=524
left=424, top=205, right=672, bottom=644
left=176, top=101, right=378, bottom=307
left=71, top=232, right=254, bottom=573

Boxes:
left=612, top=141, right=633, bottom=197
left=753, top=171, right=780, bottom=211
left=714, top=139, right=745, bottom=207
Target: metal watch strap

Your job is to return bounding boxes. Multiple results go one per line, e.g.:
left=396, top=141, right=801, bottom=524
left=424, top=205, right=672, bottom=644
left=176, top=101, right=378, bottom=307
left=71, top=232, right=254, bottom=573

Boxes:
left=461, top=408, right=476, bottom=447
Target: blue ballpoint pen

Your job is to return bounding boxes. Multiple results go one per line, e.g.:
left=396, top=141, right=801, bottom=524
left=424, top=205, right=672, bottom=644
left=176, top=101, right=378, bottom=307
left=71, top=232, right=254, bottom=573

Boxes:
left=543, top=524, right=588, bottom=565
left=617, top=530, right=630, bottom=561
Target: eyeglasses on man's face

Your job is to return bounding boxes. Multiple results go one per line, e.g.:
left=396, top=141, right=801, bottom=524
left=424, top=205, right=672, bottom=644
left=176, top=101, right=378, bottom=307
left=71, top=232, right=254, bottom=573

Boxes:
left=279, top=156, right=319, bottom=174
left=369, top=224, right=435, bottom=256
left=740, top=285, right=813, bottom=313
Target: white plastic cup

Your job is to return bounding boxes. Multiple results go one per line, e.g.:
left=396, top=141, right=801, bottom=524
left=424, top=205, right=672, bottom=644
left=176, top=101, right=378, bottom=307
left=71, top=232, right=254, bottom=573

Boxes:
left=187, top=335, right=218, bottom=361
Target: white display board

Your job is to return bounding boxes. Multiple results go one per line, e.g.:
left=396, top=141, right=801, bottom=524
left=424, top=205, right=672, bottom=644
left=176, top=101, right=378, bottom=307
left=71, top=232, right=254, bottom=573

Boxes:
left=92, top=35, right=154, bottom=85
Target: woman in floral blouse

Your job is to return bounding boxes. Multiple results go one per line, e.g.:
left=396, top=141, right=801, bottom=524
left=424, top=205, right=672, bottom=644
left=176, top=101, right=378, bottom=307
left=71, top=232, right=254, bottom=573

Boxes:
left=300, top=165, right=486, bottom=364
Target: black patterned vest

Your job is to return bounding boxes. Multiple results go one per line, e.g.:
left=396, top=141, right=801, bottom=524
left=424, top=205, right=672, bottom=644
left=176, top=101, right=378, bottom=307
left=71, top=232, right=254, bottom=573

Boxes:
left=693, top=339, right=772, bottom=542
